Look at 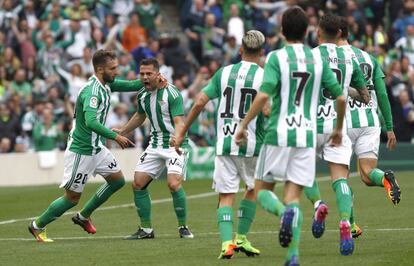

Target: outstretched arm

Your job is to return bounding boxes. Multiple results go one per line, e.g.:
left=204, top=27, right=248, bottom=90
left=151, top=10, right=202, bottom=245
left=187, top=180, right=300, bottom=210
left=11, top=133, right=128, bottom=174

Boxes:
left=115, top=112, right=147, bottom=136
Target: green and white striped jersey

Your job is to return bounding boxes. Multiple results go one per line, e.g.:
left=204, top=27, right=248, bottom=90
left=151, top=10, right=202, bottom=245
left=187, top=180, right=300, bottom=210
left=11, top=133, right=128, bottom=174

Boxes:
left=67, top=75, right=114, bottom=155
left=342, top=45, right=384, bottom=128
left=261, top=44, right=342, bottom=148
left=314, top=43, right=366, bottom=134
left=137, top=84, right=188, bottom=149
left=203, top=61, right=265, bottom=157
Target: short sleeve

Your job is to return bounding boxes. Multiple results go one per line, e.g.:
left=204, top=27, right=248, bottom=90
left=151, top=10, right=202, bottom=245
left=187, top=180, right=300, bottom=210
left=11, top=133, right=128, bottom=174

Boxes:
left=169, top=89, right=185, bottom=117
left=260, top=52, right=280, bottom=97
left=321, top=62, right=342, bottom=98
left=202, top=68, right=223, bottom=100
left=350, top=59, right=367, bottom=90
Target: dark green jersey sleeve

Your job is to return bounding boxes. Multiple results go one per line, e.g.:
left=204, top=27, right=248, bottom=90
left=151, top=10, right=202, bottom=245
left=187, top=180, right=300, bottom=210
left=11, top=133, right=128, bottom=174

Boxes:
left=350, top=59, right=367, bottom=90
left=374, top=77, right=393, bottom=131
left=82, top=92, right=117, bottom=140
left=169, top=90, right=185, bottom=117
left=371, top=55, right=386, bottom=80
left=203, top=68, right=223, bottom=99
left=260, top=52, right=280, bottom=97
left=109, top=79, right=144, bottom=92
left=321, top=61, right=343, bottom=97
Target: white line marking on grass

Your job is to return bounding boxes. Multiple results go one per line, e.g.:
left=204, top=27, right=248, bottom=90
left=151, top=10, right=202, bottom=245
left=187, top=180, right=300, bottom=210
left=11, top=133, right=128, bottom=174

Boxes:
left=0, top=173, right=359, bottom=226
left=1, top=227, right=413, bottom=241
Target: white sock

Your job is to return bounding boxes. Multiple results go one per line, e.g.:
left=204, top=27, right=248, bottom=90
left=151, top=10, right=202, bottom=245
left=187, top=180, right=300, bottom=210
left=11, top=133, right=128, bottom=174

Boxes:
left=314, top=200, right=322, bottom=210
left=77, top=212, right=88, bottom=221
left=141, top=227, right=153, bottom=233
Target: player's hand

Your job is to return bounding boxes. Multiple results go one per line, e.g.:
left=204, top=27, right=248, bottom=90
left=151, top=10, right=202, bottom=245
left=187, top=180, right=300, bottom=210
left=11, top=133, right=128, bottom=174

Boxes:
left=235, top=127, right=248, bottom=146
left=115, top=134, right=135, bottom=149
left=171, top=134, right=185, bottom=155
left=386, top=131, right=397, bottom=151
left=156, top=73, right=167, bottom=89
left=112, top=127, right=122, bottom=135
left=328, top=129, right=342, bottom=147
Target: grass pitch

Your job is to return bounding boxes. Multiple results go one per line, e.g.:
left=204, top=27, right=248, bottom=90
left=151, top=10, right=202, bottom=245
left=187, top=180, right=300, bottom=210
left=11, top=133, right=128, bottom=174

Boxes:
left=0, top=171, right=413, bottom=265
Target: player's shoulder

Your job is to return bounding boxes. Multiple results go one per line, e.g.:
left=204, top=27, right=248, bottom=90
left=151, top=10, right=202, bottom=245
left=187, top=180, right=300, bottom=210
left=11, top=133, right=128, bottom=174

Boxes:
left=166, top=83, right=181, bottom=99
left=80, top=76, right=102, bottom=97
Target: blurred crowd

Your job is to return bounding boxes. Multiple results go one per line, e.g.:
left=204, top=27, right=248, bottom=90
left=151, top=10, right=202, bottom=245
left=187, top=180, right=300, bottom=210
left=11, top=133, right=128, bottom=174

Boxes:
left=1, top=0, right=414, bottom=154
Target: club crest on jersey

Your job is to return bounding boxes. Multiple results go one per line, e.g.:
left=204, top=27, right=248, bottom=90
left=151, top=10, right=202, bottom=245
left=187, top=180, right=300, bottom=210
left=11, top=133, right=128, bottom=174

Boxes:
left=90, top=97, right=98, bottom=108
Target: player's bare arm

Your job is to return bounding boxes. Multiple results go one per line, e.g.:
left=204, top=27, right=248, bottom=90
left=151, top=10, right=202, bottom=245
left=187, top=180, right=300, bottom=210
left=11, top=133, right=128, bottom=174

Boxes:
left=114, top=112, right=146, bottom=136
left=173, top=92, right=210, bottom=153
left=235, top=92, right=269, bottom=146
left=171, top=115, right=187, bottom=155
left=348, top=86, right=371, bottom=104
left=329, top=94, right=346, bottom=146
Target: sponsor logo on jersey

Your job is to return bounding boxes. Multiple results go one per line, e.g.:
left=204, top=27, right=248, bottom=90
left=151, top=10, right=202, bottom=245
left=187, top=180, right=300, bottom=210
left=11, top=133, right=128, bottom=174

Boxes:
left=348, top=99, right=376, bottom=110
left=317, top=105, right=336, bottom=119
left=285, top=114, right=313, bottom=129
left=90, top=97, right=98, bottom=108
left=222, top=123, right=238, bottom=136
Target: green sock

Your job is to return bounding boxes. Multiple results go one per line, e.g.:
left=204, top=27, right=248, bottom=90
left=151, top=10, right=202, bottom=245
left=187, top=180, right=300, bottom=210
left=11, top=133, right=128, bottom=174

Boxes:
left=80, top=178, right=125, bottom=218
left=349, top=186, right=355, bottom=225
left=171, top=187, right=187, bottom=227
left=36, top=196, right=76, bottom=228
left=237, top=199, right=256, bottom=235
left=134, top=189, right=152, bottom=228
left=217, top=206, right=233, bottom=242
left=304, top=178, right=321, bottom=205
left=368, top=168, right=384, bottom=187
left=257, top=190, right=285, bottom=217
left=286, top=203, right=303, bottom=261
left=332, top=178, right=352, bottom=221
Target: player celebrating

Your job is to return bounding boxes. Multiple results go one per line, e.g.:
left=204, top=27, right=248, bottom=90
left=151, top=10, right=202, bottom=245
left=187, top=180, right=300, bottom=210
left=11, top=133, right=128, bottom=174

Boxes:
left=28, top=50, right=157, bottom=242
left=337, top=16, right=400, bottom=237
left=173, top=30, right=266, bottom=259
left=235, top=7, right=346, bottom=266
left=116, top=58, right=194, bottom=240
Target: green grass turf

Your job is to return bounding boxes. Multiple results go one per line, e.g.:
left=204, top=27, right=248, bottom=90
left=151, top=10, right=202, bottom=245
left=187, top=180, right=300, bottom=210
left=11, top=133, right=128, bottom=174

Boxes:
left=0, top=171, right=413, bottom=265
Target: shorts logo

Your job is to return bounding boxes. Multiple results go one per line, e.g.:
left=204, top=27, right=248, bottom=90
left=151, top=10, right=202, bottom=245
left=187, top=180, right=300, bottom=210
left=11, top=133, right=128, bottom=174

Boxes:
left=169, top=158, right=181, bottom=167
left=108, top=159, right=117, bottom=169
left=90, top=97, right=98, bottom=108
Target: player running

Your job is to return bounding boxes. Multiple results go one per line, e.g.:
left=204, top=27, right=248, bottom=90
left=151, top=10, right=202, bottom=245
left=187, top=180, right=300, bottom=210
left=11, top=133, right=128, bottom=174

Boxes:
left=235, top=7, right=346, bottom=266
left=115, top=58, right=194, bottom=240
left=28, top=50, right=160, bottom=242
left=309, top=13, right=369, bottom=255
left=173, top=30, right=266, bottom=259
left=337, top=16, right=400, bottom=238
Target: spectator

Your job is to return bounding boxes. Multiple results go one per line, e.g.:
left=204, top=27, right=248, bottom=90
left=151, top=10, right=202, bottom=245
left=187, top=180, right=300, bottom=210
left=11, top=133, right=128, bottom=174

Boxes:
left=131, top=38, right=159, bottom=70
left=223, top=36, right=240, bottom=65
left=18, top=0, right=38, bottom=30
left=67, top=47, right=94, bottom=77
left=32, top=108, right=63, bottom=151
left=134, top=0, right=162, bottom=38
left=9, top=68, right=32, bottom=104
left=106, top=102, right=130, bottom=149
left=10, top=18, right=36, bottom=67
left=183, top=0, right=206, bottom=64
left=395, top=24, right=414, bottom=66
left=55, top=63, right=87, bottom=105
left=21, top=99, right=45, bottom=138
left=2, top=46, right=21, bottom=81
left=386, top=60, right=406, bottom=98
left=121, top=13, right=148, bottom=52
left=162, top=36, right=192, bottom=77
left=0, top=102, right=21, bottom=153
left=46, top=86, right=65, bottom=119
left=200, top=13, right=225, bottom=62
left=227, top=4, right=244, bottom=46
left=394, top=89, right=414, bottom=141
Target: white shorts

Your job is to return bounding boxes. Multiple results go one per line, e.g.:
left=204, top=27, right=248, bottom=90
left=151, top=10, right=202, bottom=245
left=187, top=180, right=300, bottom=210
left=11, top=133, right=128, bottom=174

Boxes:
left=135, top=147, right=187, bottom=179
left=60, top=146, right=121, bottom=193
left=255, top=145, right=315, bottom=187
left=212, top=155, right=257, bottom=193
left=347, top=127, right=380, bottom=159
left=317, top=133, right=352, bottom=166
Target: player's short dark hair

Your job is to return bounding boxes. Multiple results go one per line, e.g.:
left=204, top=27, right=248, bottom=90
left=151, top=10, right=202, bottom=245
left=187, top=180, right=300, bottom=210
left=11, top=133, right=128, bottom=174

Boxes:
left=140, top=58, right=160, bottom=71
left=282, top=6, right=308, bottom=42
left=338, top=16, right=349, bottom=39
left=92, top=49, right=116, bottom=71
left=319, top=13, right=341, bottom=39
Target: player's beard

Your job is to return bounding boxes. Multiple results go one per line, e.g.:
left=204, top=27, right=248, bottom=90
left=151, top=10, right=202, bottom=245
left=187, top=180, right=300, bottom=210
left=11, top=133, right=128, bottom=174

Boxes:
left=103, top=72, right=115, bottom=83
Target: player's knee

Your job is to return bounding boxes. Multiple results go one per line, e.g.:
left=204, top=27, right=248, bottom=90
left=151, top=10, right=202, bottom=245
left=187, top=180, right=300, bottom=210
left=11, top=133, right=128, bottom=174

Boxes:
left=167, top=180, right=181, bottom=192
left=65, top=193, right=80, bottom=205
left=360, top=170, right=374, bottom=186
left=132, top=180, right=144, bottom=190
